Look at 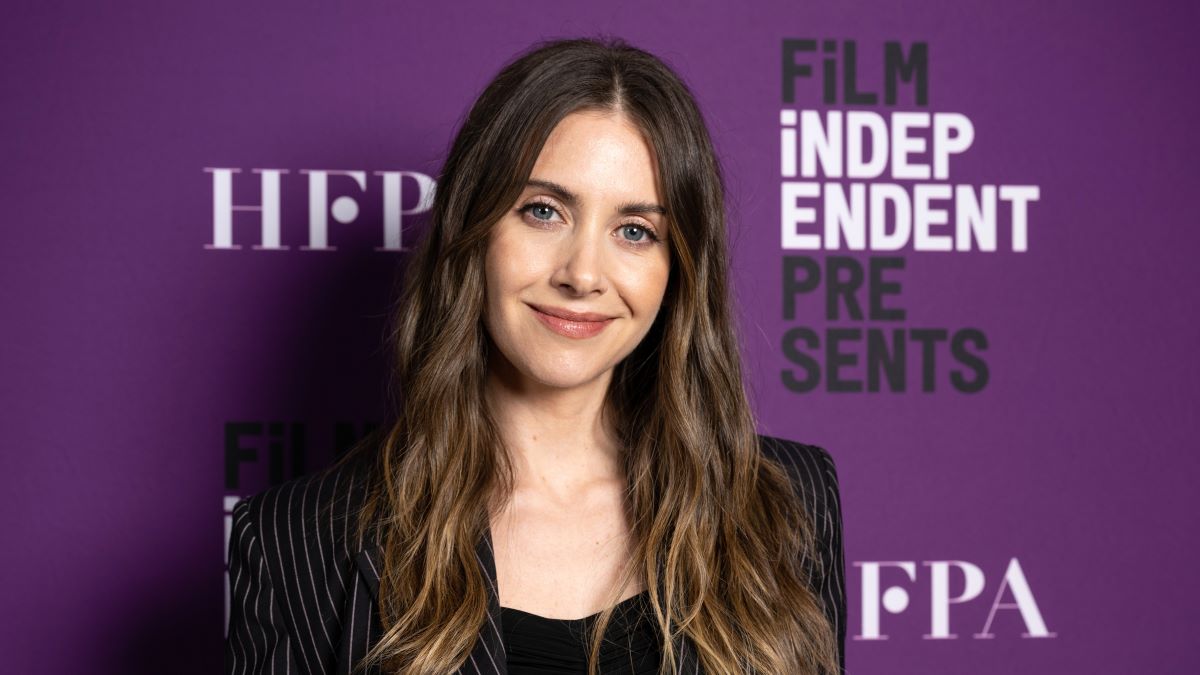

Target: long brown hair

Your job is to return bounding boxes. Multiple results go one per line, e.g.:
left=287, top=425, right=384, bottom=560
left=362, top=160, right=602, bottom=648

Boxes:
left=353, top=37, right=838, bottom=675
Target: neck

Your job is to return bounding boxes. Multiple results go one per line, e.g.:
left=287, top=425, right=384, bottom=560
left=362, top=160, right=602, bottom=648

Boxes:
left=484, top=357, right=623, bottom=500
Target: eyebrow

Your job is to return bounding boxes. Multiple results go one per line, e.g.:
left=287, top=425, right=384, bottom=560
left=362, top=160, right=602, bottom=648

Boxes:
left=526, top=178, right=667, bottom=217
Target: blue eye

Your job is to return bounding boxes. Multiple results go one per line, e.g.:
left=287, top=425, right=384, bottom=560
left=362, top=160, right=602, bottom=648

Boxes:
left=520, top=199, right=561, bottom=220
left=528, top=203, right=557, bottom=221
left=621, top=225, right=648, bottom=242
left=621, top=224, right=662, bottom=245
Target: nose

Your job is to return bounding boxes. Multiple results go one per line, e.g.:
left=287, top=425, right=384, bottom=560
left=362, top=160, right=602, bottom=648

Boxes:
left=550, top=221, right=608, bottom=297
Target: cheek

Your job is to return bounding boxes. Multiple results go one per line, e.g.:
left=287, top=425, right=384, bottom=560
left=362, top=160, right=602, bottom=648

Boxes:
left=484, top=227, right=543, bottom=309
left=489, top=222, right=547, bottom=277
left=485, top=229, right=519, bottom=295
left=627, top=256, right=671, bottom=314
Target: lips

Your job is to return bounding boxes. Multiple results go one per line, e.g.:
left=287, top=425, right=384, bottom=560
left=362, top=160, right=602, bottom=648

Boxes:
left=528, top=303, right=615, bottom=322
left=527, top=303, right=616, bottom=339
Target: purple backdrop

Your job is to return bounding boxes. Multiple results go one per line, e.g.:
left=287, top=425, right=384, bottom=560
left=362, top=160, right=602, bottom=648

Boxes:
left=4, top=1, right=1197, bottom=673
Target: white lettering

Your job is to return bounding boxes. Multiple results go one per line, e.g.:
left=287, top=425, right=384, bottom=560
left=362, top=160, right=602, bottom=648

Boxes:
left=781, top=181, right=822, bottom=249
left=205, top=168, right=288, bottom=250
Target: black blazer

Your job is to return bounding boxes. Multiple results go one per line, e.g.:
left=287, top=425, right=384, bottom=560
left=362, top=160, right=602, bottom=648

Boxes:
left=225, top=434, right=846, bottom=674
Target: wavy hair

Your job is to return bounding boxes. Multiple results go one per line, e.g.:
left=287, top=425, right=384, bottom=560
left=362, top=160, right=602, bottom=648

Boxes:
left=352, top=37, right=838, bottom=675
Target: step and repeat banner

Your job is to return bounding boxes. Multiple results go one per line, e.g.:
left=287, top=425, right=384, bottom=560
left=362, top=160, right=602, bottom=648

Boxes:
left=5, top=2, right=1197, bottom=674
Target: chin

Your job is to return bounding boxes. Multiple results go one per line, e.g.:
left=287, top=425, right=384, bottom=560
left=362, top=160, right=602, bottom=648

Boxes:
left=508, top=351, right=612, bottom=389
left=524, top=364, right=608, bottom=390
left=488, top=328, right=625, bottom=390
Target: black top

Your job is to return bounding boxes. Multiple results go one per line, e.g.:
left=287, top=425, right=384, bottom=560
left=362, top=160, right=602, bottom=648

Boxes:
left=500, top=590, right=662, bottom=674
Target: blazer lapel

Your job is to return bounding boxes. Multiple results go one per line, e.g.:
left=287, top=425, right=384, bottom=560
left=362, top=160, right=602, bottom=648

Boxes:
left=355, top=547, right=382, bottom=601
left=341, top=547, right=381, bottom=675
left=353, top=532, right=508, bottom=675
left=465, top=528, right=508, bottom=674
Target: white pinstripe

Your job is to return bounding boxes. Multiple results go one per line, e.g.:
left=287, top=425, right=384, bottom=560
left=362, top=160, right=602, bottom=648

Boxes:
left=298, top=478, right=336, bottom=652
left=233, top=520, right=255, bottom=673
left=344, top=571, right=358, bottom=675
left=278, top=485, right=318, bottom=673
left=310, top=472, right=340, bottom=618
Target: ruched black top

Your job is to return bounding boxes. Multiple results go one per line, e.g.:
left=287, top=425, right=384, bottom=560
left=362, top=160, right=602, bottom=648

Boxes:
left=500, top=590, right=662, bottom=674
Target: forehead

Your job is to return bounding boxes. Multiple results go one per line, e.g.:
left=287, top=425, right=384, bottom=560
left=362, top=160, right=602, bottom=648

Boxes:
left=529, top=110, right=662, bottom=204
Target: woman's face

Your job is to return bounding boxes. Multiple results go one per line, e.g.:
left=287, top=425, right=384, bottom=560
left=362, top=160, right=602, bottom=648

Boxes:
left=483, top=110, right=671, bottom=392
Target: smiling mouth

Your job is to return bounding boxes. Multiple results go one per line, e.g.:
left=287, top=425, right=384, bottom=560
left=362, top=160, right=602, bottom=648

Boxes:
left=527, top=304, right=616, bottom=339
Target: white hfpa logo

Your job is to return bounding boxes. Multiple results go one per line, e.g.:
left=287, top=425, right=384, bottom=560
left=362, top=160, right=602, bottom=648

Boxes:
left=855, top=558, right=1056, bottom=640
left=203, top=168, right=436, bottom=251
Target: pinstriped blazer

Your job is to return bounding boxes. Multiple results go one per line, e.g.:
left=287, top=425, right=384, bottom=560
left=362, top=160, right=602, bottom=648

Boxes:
left=225, top=434, right=846, bottom=675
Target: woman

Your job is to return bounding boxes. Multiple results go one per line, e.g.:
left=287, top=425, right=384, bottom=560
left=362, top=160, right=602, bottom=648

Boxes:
left=226, top=37, right=845, bottom=675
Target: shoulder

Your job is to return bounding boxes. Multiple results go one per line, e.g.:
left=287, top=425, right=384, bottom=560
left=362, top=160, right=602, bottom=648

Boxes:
left=756, top=437, right=848, bottom=669
left=226, top=443, right=381, bottom=672
left=756, top=433, right=840, bottom=495
left=755, top=433, right=843, bottom=540
left=231, top=444, right=376, bottom=580
left=757, top=433, right=848, bottom=663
